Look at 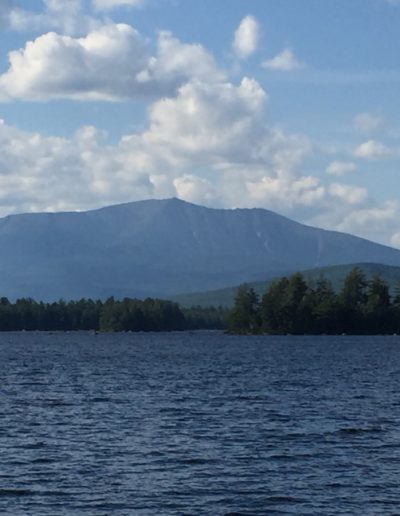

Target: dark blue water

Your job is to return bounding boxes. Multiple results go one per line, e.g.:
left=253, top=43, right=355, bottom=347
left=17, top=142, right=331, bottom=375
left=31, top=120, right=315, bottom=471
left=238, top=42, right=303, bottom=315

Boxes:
left=1, top=332, right=400, bottom=515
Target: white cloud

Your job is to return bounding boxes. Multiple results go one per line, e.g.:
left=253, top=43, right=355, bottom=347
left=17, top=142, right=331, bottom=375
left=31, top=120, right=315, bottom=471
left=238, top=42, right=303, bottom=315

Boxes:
left=353, top=139, right=393, bottom=159
left=0, top=25, right=222, bottom=102
left=0, top=69, right=323, bottom=219
left=0, top=119, right=169, bottom=215
left=146, top=31, right=224, bottom=87
left=233, top=15, right=260, bottom=59
left=93, top=0, right=145, bottom=10
left=0, top=71, right=398, bottom=246
left=142, top=77, right=267, bottom=161
left=173, top=175, right=216, bottom=205
left=326, top=161, right=357, bottom=176
left=7, top=0, right=98, bottom=36
left=245, top=174, right=324, bottom=208
left=0, top=24, right=148, bottom=101
left=334, top=201, right=399, bottom=240
left=329, top=183, right=368, bottom=205
left=0, top=20, right=397, bottom=246
left=137, top=77, right=325, bottom=211
left=354, top=112, right=383, bottom=133
left=309, top=195, right=400, bottom=246
left=262, top=49, right=305, bottom=72
left=391, top=232, right=400, bottom=248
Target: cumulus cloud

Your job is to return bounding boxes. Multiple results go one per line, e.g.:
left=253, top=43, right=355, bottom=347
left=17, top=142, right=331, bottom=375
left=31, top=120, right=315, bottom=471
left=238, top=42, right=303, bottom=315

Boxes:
left=329, top=183, right=368, bottom=205
left=0, top=119, right=167, bottom=216
left=0, top=72, right=398, bottom=245
left=93, top=0, right=145, bottom=10
left=0, top=70, right=325, bottom=220
left=142, top=77, right=267, bottom=162
left=353, top=139, right=393, bottom=159
left=326, top=161, right=357, bottom=176
left=0, top=120, right=97, bottom=214
left=0, top=24, right=148, bottom=101
left=173, top=175, right=217, bottom=205
left=146, top=31, right=225, bottom=87
left=2, top=0, right=146, bottom=33
left=308, top=195, right=400, bottom=246
left=7, top=0, right=98, bottom=36
left=245, top=174, right=324, bottom=209
left=262, top=49, right=305, bottom=72
left=0, top=18, right=398, bottom=246
left=354, top=112, right=383, bottom=133
left=391, top=232, right=400, bottom=249
left=335, top=201, right=399, bottom=241
left=0, top=25, right=222, bottom=102
left=233, top=15, right=260, bottom=59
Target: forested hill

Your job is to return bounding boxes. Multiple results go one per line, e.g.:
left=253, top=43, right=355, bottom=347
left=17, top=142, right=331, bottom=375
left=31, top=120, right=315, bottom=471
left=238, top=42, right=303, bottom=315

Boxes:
left=2, top=198, right=400, bottom=300
left=228, top=267, right=400, bottom=335
left=0, top=297, right=227, bottom=332
left=173, top=263, right=400, bottom=308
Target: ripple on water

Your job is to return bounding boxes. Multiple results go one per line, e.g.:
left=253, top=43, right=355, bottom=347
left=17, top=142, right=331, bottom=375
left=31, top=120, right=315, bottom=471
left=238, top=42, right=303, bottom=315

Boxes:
left=1, top=332, right=400, bottom=515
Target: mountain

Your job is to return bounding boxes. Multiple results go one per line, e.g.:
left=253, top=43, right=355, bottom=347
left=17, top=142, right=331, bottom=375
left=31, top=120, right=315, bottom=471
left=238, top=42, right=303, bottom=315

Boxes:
left=1, top=198, right=400, bottom=300
left=172, top=263, right=400, bottom=308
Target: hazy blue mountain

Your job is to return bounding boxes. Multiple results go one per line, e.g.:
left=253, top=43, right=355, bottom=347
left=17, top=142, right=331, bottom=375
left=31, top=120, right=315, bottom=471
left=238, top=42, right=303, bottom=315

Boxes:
left=173, top=263, right=400, bottom=308
left=1, top=197, right=400, bottom=300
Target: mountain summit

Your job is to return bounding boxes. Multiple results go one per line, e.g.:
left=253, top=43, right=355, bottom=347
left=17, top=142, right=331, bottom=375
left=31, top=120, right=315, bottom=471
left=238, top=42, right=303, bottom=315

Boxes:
left=1, top=198, right=400, bottom=300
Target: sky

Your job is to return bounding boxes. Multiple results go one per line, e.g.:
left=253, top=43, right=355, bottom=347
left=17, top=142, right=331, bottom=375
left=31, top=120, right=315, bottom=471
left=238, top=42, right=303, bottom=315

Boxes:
left=0, top=0, right=400, bottom=247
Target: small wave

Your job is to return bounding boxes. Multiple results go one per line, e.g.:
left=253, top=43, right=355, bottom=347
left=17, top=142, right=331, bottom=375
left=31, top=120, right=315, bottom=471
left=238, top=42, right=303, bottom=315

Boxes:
left=181, top=458, right=216, bottom=465
left=16, top=442, right=46, bottom=449
left=31, top=458, right=54, bottom=464
left=0, top=489, right=33, bottom=497
left=266, top=495, right=305, bottom=504
left=337, top=426, right=383, bottom=435
left=42, top=400, right=75, bottom=407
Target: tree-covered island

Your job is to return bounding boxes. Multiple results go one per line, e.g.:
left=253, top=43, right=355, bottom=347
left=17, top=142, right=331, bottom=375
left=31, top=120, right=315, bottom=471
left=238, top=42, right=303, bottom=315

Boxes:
left=229, top=267, right=400, bottom=335
left=0, top=296, right=227, bottom=332
left=1, top=267, right=399, bottom=334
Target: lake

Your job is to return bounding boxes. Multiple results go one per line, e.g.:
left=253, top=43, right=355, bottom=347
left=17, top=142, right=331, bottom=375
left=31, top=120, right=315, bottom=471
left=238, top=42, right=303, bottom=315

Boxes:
left=1, top=332, right=400, bottom=515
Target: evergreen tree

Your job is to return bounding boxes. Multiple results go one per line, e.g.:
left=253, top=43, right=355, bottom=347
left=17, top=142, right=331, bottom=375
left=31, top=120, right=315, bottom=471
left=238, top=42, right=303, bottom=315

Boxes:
left=308, top=276, right=340, bottom=334
left=261, top=277, right=289, bottom=333
left=228, top=285, right=260, bottom=334
left=339, top=267, right=368, bottom=333
left=261, top=273, right=311, bottom=334
left=365, top=275, right=391, bottom=334
left=391, top=282, right=400, bottom=334
left=283, top=273, right=310, bottom=333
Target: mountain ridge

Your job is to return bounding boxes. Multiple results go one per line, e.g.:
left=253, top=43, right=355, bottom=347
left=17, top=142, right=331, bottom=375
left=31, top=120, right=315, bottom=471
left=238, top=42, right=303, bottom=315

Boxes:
left=1, top=197, right=400, bottom=301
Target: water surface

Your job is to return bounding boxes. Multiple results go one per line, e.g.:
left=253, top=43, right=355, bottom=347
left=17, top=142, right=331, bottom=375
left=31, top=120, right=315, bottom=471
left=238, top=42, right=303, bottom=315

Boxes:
left=1, top=332, right=400, bottom=514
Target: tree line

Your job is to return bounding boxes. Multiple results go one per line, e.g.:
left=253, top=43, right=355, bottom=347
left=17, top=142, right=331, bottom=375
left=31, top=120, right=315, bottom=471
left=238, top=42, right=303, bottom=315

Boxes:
left=0, top=296, right=227, bottom=332
left=228, top=267, right=400, bottom=335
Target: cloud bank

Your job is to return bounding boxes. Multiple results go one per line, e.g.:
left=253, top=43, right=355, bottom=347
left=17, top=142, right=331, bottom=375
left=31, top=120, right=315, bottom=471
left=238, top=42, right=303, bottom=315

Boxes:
left=0, top=25, right=223, bottom=102
left=0, top=11, right=399, bottom=247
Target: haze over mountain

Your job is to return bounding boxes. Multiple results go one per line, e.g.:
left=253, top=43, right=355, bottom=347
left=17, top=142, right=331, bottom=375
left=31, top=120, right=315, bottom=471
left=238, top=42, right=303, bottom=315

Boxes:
left=1, top=198, right=400, bottom=301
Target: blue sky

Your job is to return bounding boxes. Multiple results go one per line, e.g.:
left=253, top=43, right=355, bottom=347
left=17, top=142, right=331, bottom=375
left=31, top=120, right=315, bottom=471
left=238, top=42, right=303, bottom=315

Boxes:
left=0, top=0, right=399, bottom=247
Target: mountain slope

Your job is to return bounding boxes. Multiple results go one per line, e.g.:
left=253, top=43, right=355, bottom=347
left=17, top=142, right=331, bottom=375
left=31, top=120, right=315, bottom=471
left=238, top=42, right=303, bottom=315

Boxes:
left=1, top=198, right=400, bottom=300
left=172, top=263, right=400, bottom=308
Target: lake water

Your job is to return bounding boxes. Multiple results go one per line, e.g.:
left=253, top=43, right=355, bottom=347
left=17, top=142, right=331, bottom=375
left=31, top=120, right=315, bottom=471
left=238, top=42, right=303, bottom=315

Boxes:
left=1, top=332, right=400, bottom=515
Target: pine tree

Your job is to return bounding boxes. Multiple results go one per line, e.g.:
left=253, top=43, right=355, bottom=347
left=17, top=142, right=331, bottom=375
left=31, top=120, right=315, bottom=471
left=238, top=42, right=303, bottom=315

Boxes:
left=339, top=267, right=368, bottom=333
left=229, top=285, right=260, bottom=334
left=365, top=274, right=391, bottom=334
